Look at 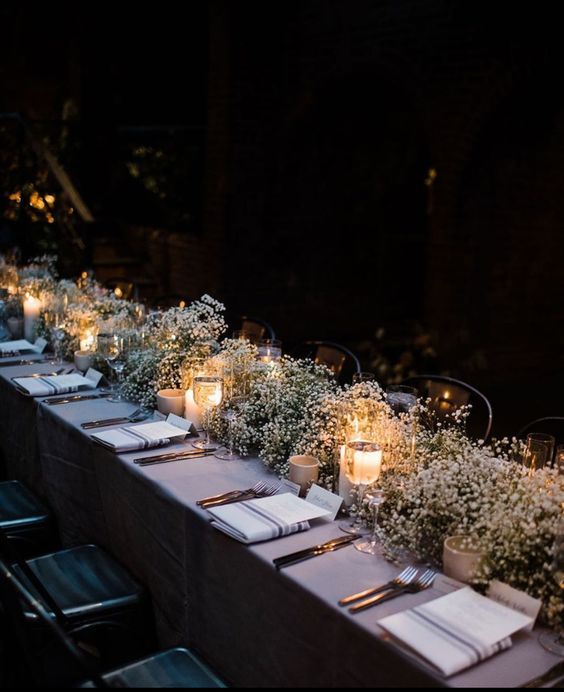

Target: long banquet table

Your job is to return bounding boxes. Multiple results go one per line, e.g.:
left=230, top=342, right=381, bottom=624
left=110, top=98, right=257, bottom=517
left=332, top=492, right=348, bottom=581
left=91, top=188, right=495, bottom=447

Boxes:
left=0, top=358, right=561, bottom=688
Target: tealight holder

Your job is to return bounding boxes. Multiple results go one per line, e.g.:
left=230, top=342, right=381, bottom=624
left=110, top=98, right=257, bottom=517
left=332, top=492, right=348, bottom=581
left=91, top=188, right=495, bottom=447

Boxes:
left=74, top=350, right=94, bottom=373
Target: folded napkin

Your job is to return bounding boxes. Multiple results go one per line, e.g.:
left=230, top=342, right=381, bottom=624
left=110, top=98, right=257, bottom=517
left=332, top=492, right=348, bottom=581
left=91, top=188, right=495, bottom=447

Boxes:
left=207, top=493, right=331, bottom=544
left=0, top=339, right=43, bottom=354
left=91, top=421, right=188, bottom=453
left=13, top=374, right=96, bottom=397
left=378, top=587, right=533, bottom=677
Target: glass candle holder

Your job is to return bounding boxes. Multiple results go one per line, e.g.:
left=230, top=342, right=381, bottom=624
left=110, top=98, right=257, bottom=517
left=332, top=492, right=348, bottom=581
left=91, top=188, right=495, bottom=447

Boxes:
left=523, top=433, right=556, bottom=476
left=339, top=439, right=382, bottom=536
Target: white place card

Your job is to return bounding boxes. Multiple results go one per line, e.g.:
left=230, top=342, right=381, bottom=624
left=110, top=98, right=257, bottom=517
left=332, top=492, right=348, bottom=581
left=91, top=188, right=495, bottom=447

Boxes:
left=487, top=580, right=542, bottom=631
left=85, top=368, right=104, bottom=387
left=166, top=413, right=195, bottom=434
left=34, top=338, right=48, bottom=353
left=278, top=479, right=301, bottom=496
left=306, top=484, right=343, bottom=520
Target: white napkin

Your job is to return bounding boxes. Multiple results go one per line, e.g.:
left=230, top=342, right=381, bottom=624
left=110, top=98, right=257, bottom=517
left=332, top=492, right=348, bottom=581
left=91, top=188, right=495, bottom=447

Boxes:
left=91, top=421, right=188, bottom=453
left=13, top=374, right=96, bottom=397
left=378, top=587, right=533, bottom=677
left=0, top=339, right=41, bottom=354
left=207, top=493, right=331, bottom=544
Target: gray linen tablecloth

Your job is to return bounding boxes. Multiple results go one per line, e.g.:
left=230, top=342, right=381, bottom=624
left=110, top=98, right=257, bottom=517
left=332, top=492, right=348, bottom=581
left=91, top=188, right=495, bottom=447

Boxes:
left=1, top=362, right=561, bottom=687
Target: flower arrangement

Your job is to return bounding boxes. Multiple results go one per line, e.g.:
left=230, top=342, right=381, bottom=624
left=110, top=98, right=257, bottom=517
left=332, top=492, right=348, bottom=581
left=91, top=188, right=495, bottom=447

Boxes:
left=121, top=296, right=227, bottom=410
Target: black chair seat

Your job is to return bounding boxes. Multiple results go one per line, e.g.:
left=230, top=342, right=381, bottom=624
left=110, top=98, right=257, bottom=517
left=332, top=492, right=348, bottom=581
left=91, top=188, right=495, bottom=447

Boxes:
left=14, top=545, right=145, bottom=621
left=0, top=481, right=50, bottom=531
left=81, top=648, right=226, bottom=688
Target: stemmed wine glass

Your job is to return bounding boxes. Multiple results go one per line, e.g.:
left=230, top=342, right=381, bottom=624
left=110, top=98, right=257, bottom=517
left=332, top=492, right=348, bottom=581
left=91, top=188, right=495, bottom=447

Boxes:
left=98, top=334, right=128, bottom=403
left=44, top=307, right=67, bottom=365
left=539, top=526, right=564, bottom=655
left=192, top=375, right=224, bottom=453
left=215, top=397, right=244, bottom=461
left=339, top=437, right=383, bottom=536
left=354, top=489, right=387, bottom=555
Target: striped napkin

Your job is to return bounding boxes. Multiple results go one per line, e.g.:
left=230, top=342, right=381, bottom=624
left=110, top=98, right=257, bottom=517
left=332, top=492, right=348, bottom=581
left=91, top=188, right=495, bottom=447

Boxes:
left=206, top=493, right=331, bottom=544
left=0, top=339, right=43, bottom=354
left=91, top=421, right=188, bottom=453
left=378, top=587, right=533, bottom=677
left=13, top=374, right=96, bottom=397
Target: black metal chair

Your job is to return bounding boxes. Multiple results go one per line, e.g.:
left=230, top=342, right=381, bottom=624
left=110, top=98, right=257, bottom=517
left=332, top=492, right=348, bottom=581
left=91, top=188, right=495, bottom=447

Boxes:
left=0, top=556, right=226, bottom=688
left=0, top=530, right=154, bottom=671
left=291, top=340, right=362, bottom=382
left=228, top=315, right=276, bottom=343
left=104, top=277, right=138, bottom=302
left=402, top=375, right=493, bottom=442
left=0, top=481, right=56, bottom=557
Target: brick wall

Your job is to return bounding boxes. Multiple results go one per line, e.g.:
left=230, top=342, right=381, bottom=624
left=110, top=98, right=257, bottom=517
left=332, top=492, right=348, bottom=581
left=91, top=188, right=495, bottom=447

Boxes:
left=203, top=0, right=564, bottom=388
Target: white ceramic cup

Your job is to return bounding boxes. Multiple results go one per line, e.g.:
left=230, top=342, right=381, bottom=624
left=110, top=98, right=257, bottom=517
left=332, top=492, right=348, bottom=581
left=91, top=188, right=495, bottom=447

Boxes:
left=442, top=535, right=485, bottom=584
left=289, top=455, right=320, bottom=496
left=74, top=350, right=94, bottom=373
left=157, top=389, right=186, bottom=417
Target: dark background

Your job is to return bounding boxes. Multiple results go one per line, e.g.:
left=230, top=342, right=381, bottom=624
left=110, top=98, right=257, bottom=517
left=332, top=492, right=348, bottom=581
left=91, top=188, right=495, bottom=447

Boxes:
left=1, top=1, right=563, bottom=435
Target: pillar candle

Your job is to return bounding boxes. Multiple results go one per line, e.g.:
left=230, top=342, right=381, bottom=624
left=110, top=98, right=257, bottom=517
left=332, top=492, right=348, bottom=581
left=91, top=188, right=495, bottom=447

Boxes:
left=23, top=295, right=41, bottom=343
left=185, top=388, right=203, bottom=430
left=338, top=445, right=354, bottom=508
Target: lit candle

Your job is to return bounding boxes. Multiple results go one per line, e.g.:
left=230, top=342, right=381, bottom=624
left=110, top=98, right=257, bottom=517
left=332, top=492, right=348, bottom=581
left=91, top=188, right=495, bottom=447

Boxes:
left=184, top=388, right=203, bottom=430
left=438, top=391, right=453, bottom=412
left=346, top=440, right=383, bottom=485
left=80, top=330, right=96, bottom=352
left=339, top=444, right=354, bottom=508
left=23, top=295, right=41, bottom=342
left=258, top=340, right=282, bottom=364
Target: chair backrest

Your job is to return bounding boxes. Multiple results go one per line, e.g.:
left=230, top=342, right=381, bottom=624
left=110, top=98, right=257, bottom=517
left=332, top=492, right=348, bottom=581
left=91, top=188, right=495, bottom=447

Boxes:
left=0, top=555, right=107, bottom=688
left=292, top=341, right=362, bottom=382
left=104, top=277, right=137, bottom=301
left=236, top=316, right=276, bottom=343
left=517, top=417, right=564, bottom=448
left=402, top=375, right=493, bottom=442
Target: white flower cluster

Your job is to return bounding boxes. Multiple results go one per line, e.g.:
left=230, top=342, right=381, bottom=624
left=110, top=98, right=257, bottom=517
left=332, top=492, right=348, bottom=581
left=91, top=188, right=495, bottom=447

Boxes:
left=146, top=295, right=226, bottom=353
left=121, top=296, right=227, bottom=407
left=208, top=355, right=337, bottom=475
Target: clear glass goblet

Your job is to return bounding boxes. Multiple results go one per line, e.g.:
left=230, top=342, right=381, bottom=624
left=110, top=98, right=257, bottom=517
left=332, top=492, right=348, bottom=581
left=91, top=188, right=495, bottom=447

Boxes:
left=214, top=397, right=244, bottom=461
left=192, top=376, right=224, bottom=453
left=339, top=439, right=383, bottom=536
left=354, top=489, right=387, bottom=555
left=44, top=310, right=67, bottom=365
